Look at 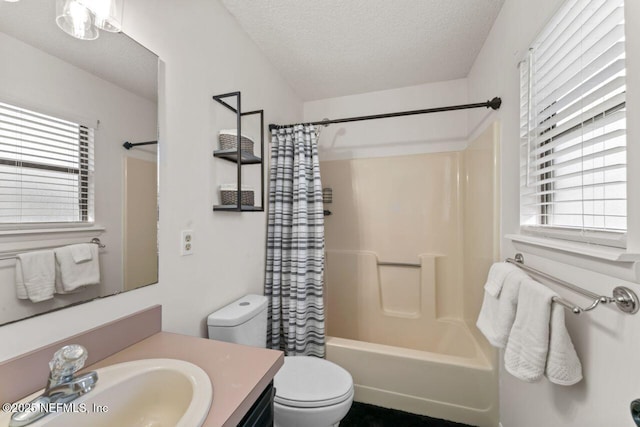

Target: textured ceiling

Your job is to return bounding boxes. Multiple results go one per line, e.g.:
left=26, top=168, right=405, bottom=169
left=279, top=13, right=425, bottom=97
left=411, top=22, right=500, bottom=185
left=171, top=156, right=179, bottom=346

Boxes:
left=0, top=1, right=157, bottom=102
left=221, top=0, right=504, bottom=101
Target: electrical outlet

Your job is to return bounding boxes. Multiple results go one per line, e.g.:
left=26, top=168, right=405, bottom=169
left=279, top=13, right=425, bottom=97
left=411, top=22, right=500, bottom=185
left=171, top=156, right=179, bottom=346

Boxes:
left=181, top=230, right=193, bottom=256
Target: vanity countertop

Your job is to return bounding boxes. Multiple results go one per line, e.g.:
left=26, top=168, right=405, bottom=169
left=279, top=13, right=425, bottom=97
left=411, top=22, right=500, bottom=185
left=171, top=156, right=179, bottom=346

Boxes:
left=87, top=331, right=283, bottom=427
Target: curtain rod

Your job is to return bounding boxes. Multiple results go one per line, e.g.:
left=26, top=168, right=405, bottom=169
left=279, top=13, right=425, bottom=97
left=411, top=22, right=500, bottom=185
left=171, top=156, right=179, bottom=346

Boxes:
left=268, top=97, right=502, bottom=131
left=122, top=140, right=158, bottom=150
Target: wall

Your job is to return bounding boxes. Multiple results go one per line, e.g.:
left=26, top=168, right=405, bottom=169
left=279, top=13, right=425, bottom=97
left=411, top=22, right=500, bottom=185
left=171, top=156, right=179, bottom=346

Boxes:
left=467, top=1, right=640, bottom=426
left=304, top=79, right=468, bottom=160
left=0, top=0, right=302, bottom=360
left=321, top=152, right=464, bottom=324
left=0, top=31, right=157, bottom=324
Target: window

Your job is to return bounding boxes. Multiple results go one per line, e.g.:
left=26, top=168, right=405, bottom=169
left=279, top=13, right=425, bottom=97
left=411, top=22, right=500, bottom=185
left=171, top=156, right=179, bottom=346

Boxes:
left=0, top=101, right=95, bottom=225
left=520, top=0, right=627, bottom=247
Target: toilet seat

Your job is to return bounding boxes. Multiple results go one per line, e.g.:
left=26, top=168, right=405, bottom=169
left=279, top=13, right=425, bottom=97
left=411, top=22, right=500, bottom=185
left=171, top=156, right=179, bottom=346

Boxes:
left=274, top=356, right=354, bottom=409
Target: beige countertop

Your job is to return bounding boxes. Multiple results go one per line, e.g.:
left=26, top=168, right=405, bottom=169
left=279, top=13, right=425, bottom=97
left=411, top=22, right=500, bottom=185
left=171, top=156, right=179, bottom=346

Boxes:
left=87, top=332, right=284, bottom=427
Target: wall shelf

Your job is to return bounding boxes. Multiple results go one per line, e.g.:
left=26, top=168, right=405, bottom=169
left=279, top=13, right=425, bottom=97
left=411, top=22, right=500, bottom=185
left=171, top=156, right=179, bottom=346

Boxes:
left=213, top=149, right=261, bottom=164
left=212, top=91, right=265, bottom=212
left=212, top=205, right=264, bottom=212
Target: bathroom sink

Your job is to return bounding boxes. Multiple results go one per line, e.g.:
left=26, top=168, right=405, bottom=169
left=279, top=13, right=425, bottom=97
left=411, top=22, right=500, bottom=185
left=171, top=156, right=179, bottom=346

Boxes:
left=0, top=358, right=212, bottom=427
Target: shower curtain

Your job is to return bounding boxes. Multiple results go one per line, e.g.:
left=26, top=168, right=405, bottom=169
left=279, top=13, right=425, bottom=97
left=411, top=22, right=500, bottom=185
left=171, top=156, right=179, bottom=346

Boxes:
left=265, top=125, right=325, bottom=357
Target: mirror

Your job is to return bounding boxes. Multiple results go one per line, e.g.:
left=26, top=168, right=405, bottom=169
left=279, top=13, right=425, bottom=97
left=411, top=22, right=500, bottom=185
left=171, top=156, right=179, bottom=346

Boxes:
left=0, top=0, right=158, bottom=325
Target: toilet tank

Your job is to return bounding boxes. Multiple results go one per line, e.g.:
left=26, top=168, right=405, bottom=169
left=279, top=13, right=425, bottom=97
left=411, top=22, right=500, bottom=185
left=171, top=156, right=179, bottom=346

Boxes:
left=207, top=294, right=268, bottom=348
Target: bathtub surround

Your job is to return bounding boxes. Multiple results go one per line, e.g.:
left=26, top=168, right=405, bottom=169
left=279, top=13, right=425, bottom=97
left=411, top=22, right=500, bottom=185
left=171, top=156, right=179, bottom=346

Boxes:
left=321, top=124, right=500, bottom=426
left=265, top=125, right=326, bottom=357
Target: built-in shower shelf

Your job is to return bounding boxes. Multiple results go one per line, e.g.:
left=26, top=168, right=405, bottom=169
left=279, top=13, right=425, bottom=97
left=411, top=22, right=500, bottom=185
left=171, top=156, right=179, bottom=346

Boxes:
left=213, top=149, right=261, bottom=164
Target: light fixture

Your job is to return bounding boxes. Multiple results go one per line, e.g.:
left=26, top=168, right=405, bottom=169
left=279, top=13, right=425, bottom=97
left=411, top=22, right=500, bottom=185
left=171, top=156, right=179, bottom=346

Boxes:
left=83, top=0, right=123, bottom=33
left=55, top=0, right=123, bottom=41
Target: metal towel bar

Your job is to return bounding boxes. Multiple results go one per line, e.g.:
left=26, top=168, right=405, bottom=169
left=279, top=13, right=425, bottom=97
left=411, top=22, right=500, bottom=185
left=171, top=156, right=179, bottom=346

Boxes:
left=0, top=238, right=106, bottom=262
left=506, top=253, right=638, bottom=315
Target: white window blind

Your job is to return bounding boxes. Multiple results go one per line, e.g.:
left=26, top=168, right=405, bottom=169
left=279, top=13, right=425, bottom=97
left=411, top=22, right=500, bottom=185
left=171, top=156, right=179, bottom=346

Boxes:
left=0, top=101, right=95, bottom=225
left=520, top=0, right=626, bottom=247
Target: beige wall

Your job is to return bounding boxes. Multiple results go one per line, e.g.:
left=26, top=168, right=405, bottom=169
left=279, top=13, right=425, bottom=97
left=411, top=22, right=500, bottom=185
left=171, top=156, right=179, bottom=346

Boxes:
left=124, top=157, right=158, bottom=291
left=321, top=152, right=464, bottom=322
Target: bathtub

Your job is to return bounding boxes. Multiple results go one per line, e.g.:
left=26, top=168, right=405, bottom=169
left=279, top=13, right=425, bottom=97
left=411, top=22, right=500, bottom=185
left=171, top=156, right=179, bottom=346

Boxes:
left=324, top=250, right=498, bottom=427
left=326, top=324, right=497, bottom=427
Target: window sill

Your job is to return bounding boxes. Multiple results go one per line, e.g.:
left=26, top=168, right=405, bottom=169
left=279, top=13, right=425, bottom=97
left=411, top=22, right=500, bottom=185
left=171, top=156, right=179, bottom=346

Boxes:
left=505, top=234, right=640, bottom=283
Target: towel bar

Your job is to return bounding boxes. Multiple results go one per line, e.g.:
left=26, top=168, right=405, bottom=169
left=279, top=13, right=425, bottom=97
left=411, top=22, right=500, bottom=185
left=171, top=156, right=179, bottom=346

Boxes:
left=0, top=238, right=106, bottom=262
left=506, top=253, right=638, bottom=315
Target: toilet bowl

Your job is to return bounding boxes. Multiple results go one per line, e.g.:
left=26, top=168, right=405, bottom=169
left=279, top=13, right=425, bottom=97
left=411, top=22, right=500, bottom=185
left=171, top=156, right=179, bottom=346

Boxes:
left=207, top=295, right=354, bottom=427
left=274, top=356, right=354, bottom=427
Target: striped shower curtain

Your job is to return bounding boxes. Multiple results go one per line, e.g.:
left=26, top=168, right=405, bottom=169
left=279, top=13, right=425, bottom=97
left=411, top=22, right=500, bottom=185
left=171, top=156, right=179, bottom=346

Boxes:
left=265, top=125, right=325, bottom=357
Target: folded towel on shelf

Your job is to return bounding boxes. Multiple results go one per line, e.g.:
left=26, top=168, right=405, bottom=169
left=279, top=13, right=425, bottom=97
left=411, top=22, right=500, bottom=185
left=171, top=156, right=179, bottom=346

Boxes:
left=54, top=244, right=100, bottom=292
left=504, top=278, right=556, bottom=382
left=477, top=265, right=528, bottom=348
left=70, top=244, right=93, bottom=264
left=15, top=250, right=56, bottom=302
left=484, top=262, right=522, bottom=297
left=545, top=304, right=583, bottom=385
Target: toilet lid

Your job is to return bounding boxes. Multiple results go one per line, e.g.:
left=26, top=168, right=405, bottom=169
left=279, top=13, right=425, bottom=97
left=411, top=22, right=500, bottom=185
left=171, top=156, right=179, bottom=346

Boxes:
left=274, top=356, right=354, bottom=408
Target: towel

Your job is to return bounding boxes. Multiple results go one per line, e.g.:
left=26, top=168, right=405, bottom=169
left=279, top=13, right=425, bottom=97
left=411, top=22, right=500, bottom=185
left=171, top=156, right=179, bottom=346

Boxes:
left=15, top=260, right=28, bottom=300
left=55, top=244, right=100, bottom=292
left=545, top=304, right=583, bottom=385
left=15, top=251, right=56, bottom=302
left=477, top=267, right=528, bottom=348
left=54, top=267, right=84, bottom=295
left=70, top=244, right=93, bottom=264
left=484, top=262, right=521, bottom=297
left=504, top=278, right=556, bottom=382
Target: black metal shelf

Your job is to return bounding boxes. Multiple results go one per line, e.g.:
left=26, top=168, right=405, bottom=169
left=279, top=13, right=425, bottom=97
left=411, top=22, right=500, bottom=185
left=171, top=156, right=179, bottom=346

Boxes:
left=213, top=149, right=261, bottom=164
left=213, top=205, right=264, bottom=212
left=212, top=91, right=265, bottom=212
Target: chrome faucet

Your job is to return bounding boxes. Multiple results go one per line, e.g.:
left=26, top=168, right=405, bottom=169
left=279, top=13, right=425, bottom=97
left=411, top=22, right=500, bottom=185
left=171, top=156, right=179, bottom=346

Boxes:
left=9, top=345, right=98, bottom=427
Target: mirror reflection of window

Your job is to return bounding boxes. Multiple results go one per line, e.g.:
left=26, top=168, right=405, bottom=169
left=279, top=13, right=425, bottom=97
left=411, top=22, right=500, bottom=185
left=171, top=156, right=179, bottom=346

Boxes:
left=0, top=101, right=95, bottom=225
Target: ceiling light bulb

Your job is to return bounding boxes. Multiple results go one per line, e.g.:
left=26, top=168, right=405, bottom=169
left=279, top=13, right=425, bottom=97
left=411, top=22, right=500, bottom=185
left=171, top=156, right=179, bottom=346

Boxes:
left=55, top=0, right=99, bottom=40
left=82, top=0, right=123, bottom=33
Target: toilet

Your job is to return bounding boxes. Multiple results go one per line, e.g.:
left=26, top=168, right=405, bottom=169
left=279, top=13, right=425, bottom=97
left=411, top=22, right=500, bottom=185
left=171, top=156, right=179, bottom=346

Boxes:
left=207, top=294, right=354, bottom=427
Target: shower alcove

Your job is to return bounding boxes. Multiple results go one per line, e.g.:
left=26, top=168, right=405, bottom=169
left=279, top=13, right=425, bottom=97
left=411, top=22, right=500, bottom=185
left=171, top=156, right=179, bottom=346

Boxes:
left=321, top=123, right=500, bottom=427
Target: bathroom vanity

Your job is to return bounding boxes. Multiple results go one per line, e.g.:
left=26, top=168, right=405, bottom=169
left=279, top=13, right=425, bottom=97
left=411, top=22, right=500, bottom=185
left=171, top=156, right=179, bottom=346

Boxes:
left=88, top=332, right=282, bottom=426
left=0, top=306, right=283, bottom=427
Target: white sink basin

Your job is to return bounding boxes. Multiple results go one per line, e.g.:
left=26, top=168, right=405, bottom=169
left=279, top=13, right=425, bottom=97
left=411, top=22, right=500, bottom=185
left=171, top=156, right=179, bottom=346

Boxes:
left=0, top=358, right=212, bottom=427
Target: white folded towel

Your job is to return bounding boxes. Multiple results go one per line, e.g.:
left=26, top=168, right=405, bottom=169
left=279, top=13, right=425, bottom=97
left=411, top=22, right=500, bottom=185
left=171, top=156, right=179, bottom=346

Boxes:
left=15, top=251, right=56, bottom=302
left=545, top=304, right=583, bottom=385
left=484, top=262, right=521, bottom=297
left=55, top=244, right=100, bottom=292
left=477, top=266, right=528, bottom=348
left=504, top=278, right=556, bottom=382
left=54, top=266, right=83, bottom=295
left=15, top=259, right=28, bottom=300
left=70, top=244, right=93, bottom=263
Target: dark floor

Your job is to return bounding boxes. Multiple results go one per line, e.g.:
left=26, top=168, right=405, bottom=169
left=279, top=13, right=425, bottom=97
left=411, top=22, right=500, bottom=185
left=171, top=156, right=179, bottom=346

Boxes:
left=341, top=402, right=476, bottom=427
